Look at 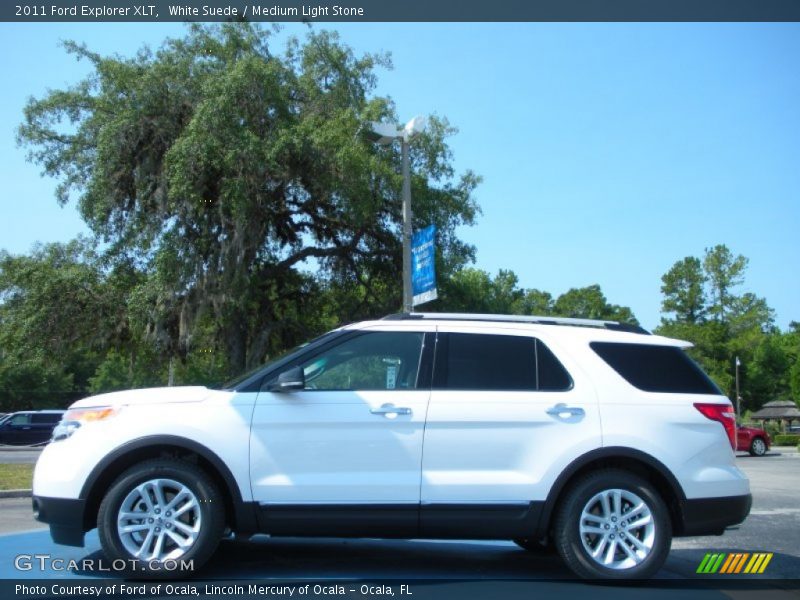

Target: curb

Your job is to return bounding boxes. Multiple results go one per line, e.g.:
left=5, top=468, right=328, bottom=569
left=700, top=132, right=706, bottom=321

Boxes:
left=772, top=446, right=800, bottom=455
left=0, top=445, right=45, bottom=452
left=0, top=489, right=32, bottom=499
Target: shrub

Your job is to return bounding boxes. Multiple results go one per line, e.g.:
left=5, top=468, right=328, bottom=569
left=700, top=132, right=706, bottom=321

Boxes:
left=773, top=434, right=800, bottom=446
left=764, top=422, right=782, bottom=439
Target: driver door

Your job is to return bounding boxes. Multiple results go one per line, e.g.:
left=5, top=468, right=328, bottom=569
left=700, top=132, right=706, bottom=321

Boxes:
left=249, top=329, right=432, bottom=510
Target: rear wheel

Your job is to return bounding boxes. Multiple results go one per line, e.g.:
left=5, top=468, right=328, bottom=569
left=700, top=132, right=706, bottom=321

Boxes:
left=749, top=437, right=767, bottom=457
left=553, top=469, right=671, bottom=580
left=98, top=458, right=225, bottom=578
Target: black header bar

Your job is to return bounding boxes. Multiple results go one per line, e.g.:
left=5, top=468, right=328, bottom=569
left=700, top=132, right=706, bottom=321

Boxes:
left=4, top=0, right=800, bottom=23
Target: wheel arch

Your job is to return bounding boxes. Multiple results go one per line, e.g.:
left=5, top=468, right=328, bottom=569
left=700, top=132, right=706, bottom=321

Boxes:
left=536, top=447, right=688, bottom=538
left=79, top=435, right=258, bottom=534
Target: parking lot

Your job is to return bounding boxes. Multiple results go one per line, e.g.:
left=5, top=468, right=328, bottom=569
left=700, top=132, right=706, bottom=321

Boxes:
left=1, top=449, right=798, bottom=597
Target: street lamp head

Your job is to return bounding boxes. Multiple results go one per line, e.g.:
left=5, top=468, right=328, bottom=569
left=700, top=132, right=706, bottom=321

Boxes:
left=367, top=117, right=427, bottom=145
left=367, top=121, right=403, bottom=145
left=403, top=115, right=427, bottom=140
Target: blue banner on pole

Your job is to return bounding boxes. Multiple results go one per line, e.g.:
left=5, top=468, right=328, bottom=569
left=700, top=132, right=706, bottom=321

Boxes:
left=412, top=225, right=437, bottom=306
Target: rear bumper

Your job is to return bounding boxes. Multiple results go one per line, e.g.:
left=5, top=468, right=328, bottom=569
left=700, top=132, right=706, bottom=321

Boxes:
left=678, top=493, right=752, bottom=536
left=32, top=496, right=87, bottom=547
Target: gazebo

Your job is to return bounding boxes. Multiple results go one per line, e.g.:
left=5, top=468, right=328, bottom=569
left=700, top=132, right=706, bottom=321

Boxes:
left=750, top=400, right=800, bottom=432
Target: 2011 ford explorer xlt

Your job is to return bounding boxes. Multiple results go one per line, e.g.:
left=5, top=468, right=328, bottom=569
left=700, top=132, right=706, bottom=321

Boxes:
left=33, top=313, right=751, bottom=580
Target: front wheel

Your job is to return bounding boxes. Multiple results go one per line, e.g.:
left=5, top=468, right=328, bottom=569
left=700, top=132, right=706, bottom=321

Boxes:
left=97, top=458, right=225, bottom=578
left=749, top=437, right=767, bottom=457
left=553, top=469, right=672, bottom=580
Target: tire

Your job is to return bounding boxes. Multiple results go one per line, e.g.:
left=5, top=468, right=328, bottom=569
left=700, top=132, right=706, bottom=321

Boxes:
left=513, top=537, right=556, bottom=553
left=97, top=458, right=225, bottom=578
left=749, top=437, right=767, bottom=457
left=553, top=469, right=672, bottom=580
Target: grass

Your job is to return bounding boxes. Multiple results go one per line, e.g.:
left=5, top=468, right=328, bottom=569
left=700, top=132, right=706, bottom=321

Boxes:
left=0, top=463, right=34, bottom=490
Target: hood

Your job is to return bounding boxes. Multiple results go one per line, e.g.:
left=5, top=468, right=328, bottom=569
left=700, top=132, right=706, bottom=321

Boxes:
left=69, top=386, right=212, bottom=409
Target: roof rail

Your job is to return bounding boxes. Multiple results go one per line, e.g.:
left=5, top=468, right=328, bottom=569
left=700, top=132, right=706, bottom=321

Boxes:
left=382, top=312, right=650, bottom=335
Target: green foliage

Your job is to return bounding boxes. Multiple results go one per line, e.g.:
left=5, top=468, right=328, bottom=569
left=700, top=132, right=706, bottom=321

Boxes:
left=0, top=359, right=74, bottom=411
left=763, top=421, right=783, bottom=440
left=661, top=256, right=706, bottom=323
left=434, top=268, right=638, bottom=323
left=656, top=244, right=796, bottom=409
left=17, top=24, right=479, bottom=374
left=435, top=268, right=526, bottom=314
left=773, top=434, right=800, bottom=446
left=0, top=239, right=126, bottom=409
left=703, top=245, right=748, bottom=322
left=552, top=284, right=638, bottom=324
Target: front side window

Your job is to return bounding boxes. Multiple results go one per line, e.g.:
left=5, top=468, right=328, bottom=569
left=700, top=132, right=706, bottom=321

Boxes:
left=435, top=333, right=572, bottom=392
left=299, top=331, right=424, bottom=391
left=9, top=414, right=32, bottom=426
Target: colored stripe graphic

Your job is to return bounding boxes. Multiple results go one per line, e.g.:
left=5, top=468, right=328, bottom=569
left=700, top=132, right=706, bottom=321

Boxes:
left=759, top=553, right=773, bottom=573
left=697, top=553, right=725, bottom=573
left=719, top=554, right=734, bottom=573
left=697, top=552, right=773, bottom=575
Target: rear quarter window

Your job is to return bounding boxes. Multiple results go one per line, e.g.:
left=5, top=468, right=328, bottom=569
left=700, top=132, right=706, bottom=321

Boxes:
left=590, top=342, right=722, bottom=395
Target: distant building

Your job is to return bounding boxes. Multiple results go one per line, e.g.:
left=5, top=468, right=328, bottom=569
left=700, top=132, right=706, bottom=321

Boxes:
left=751, top=400, right=800, bottom=432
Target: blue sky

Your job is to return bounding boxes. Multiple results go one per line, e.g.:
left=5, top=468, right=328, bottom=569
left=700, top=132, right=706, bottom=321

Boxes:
left=1, top=23, right=798, bottom=331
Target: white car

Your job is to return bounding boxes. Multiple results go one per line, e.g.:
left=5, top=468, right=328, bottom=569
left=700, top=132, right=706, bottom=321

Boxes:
left=33, top=313, right=751, bottom=580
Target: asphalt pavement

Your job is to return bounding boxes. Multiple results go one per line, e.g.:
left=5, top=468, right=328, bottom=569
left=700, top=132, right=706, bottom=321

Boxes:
left=0, top=447, right=42, bottom=464
left=0, top=450, right=797, bottom=598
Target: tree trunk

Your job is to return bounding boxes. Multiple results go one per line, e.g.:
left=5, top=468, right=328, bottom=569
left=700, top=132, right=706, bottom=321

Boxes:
left=226, top=321, right=248, bottom=376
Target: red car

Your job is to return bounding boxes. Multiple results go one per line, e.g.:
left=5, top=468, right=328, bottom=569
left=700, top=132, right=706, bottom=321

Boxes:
left=736, top=425, right=771, bottom=456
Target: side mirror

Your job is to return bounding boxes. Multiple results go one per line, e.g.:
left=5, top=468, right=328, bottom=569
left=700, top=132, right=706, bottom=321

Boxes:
left=268, top=366, right=305, bottom=392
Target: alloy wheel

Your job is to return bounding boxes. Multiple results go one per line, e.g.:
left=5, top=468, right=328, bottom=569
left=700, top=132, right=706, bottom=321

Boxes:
left=578, top=488, right=656, bottom=570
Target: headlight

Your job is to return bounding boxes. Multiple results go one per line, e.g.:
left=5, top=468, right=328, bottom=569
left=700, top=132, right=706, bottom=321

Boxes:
left=52, top=406, right=120, bottom=441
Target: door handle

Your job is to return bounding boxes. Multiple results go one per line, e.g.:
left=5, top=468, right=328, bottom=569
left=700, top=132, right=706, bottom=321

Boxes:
left=546, top=403, right=585, bottom=417
left=370, top=403, right=412, bottom=416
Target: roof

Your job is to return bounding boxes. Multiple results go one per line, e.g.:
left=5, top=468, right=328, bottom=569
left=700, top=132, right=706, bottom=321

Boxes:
left=751, top=401, right=800, bottom=420
left=382, top=312, right=651, bottom=335
left=759, top=400, right=797, bottom=408
left=344, top=313, right=693, bottom=349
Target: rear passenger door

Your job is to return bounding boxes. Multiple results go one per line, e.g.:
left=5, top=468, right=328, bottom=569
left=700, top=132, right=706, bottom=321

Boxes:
left=30, top=413, right=60, bottom=444
left=421, top=328, right=601, bottom=507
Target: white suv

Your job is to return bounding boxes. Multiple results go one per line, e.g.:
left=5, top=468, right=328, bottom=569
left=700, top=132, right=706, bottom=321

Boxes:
left=33, top=313, right=751, bottom=580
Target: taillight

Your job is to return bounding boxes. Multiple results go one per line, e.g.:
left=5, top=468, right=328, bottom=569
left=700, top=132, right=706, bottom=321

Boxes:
left=694, top=402, right=737, bottom=449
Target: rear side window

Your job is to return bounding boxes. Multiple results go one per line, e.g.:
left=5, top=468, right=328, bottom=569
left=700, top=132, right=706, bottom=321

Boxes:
left=31, top=414, right=61, bottom=424
left=434, top=333, right=572, bottom=391
left=537, top=341, right=573, bottom=391
left=590, top=342, right=721, bottom=395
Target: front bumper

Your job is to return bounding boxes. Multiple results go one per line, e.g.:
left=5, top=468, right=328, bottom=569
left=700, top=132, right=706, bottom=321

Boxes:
left=679, top=493, right=752, bottom=536
left=32, top=496, right=88, bottom=547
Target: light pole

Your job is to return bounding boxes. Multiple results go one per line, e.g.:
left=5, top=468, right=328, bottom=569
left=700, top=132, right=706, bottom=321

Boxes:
left=735, top=356, right=742, bottom=424
left=369, top=116, right=426, bottom=313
